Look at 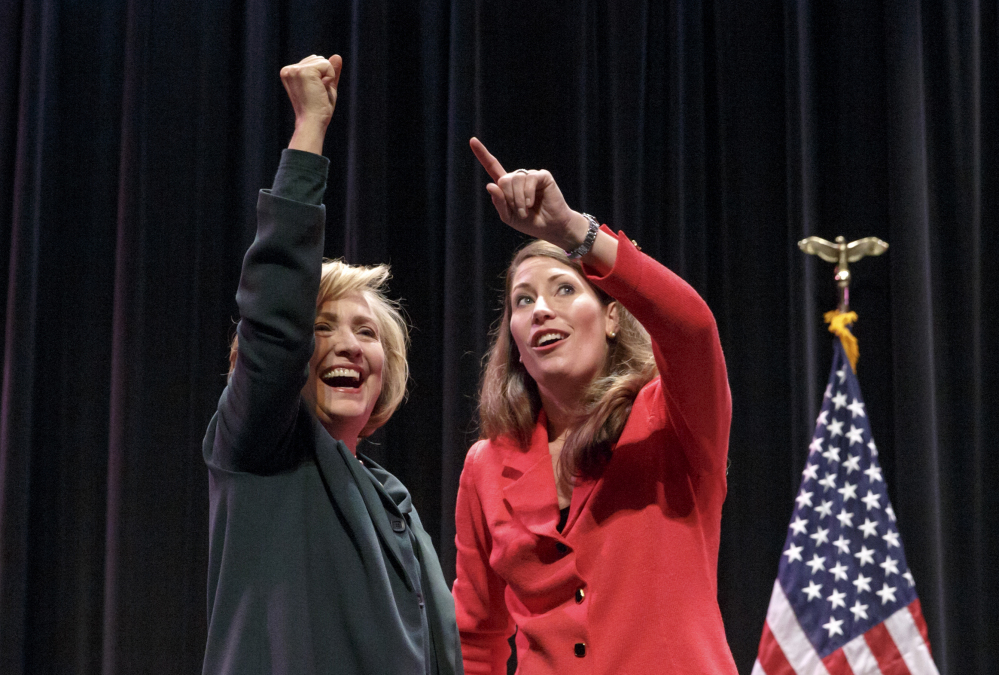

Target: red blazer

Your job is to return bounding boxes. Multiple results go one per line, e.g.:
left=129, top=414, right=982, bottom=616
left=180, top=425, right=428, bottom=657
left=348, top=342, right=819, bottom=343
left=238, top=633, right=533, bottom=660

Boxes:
left=452, top=232, right=739, bottom=675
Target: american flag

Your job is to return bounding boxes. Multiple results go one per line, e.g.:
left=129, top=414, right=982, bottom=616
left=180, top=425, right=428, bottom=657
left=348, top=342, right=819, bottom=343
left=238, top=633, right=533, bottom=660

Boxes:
left=752, top=339, right=939, bottom=675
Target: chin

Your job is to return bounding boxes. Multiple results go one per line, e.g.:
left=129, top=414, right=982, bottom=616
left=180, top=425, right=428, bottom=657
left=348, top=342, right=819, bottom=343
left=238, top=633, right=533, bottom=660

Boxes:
left=527, top=358, right=576, bottom=380
left=322, top=405, right=369, bottom=425
left=529, top=362, right=599, bottom=392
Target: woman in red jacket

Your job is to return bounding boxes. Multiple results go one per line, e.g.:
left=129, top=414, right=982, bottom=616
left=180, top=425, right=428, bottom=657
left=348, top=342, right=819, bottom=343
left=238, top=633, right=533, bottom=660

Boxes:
left=451, top=138, right=739, bottom=675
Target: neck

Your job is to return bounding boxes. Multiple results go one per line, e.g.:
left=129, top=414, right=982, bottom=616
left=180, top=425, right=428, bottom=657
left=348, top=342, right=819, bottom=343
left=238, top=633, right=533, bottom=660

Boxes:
left=538, top=386, right=584, bottom=442
left=341, top=436, right=359, bottom=455
left=322, top=421, right=360, bottom=455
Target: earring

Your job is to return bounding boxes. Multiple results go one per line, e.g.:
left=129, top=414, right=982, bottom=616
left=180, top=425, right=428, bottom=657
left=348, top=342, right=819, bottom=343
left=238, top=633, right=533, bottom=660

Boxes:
left=608, top=331, right=617, bottom=339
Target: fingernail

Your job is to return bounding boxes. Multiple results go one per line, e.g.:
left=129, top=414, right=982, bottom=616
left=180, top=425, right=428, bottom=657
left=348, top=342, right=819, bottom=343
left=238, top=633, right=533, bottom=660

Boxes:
left=518, top=208, right=527, bottom=218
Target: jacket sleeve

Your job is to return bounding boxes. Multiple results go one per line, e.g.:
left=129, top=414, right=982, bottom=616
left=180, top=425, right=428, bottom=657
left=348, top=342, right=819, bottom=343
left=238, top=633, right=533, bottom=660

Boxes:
left=452, top=442, right=515, bottom=675
left=206, top=150, right=329, bottom=474
left=585, top=230, right=732, bottom=477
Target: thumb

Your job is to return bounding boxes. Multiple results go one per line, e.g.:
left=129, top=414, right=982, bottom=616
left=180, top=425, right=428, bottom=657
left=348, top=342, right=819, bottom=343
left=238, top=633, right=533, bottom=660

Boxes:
left=327, top=54, right=343, bottom=90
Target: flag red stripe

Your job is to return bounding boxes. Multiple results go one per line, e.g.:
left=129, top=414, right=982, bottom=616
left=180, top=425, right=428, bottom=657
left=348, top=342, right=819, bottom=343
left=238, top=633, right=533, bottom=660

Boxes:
left=865, top=621, right=912, bottom=675
left=822, top=648, right=856, bottom=675
left=757, top=621, right=797, bottom=675
left=907, top=599, right=932, bottom=658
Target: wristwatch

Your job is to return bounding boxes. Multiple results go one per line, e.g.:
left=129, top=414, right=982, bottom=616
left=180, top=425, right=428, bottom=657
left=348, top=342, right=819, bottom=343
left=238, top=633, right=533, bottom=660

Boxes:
left=565, top=213, right=600, bottom=259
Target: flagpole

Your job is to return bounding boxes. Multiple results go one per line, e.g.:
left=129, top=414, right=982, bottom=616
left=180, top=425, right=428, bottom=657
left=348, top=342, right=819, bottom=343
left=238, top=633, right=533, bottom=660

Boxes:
left=751, top=235, right=940, bottom=675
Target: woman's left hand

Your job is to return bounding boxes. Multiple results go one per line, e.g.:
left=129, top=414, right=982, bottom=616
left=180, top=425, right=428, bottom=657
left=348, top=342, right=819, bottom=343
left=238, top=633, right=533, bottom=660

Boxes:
left=470, top=137, right=591, bottom=251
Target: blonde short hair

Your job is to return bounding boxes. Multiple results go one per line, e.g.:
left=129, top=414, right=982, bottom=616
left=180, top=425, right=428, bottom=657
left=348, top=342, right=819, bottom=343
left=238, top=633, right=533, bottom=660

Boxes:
left=229, top=259, right=409, bottom=437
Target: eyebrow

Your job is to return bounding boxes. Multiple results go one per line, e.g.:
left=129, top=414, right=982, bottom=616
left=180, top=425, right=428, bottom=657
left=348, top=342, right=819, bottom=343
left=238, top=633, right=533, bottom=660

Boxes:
left=314, top=310, right=378, bottom=326
left=511, top=271, right=576, bottom=294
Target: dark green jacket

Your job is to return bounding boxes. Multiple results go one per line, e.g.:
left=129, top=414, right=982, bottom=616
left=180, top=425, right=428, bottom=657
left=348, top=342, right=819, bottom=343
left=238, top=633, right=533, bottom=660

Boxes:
left=202, top=151, right=462, bottom=675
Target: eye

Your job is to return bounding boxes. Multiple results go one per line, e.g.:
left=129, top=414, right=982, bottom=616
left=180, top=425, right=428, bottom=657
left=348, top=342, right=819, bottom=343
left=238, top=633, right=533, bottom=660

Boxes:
left=357, top=326, right=378, bottom=340
left=514, top=294, right=534, bottom=308
left=314, top=322, right=332, bottom=334
left=556, top=283, right=575, bottom=296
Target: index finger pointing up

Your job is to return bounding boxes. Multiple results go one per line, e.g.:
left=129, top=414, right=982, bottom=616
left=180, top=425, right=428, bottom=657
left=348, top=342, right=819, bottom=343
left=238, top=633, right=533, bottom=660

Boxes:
left=470, top=137, right=507, bottom=182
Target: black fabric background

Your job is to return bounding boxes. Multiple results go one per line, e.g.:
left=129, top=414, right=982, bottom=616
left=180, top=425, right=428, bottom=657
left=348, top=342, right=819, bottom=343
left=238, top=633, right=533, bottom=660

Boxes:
left=1, top=1, right=995, bottom=673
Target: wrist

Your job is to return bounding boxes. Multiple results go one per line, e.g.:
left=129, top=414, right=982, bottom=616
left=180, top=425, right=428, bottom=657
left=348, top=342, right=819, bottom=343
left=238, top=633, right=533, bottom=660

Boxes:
left=579, top=230, right=618, bottom=275
left=559, top=211, right=588, bottom=248
left=288, top=120, right=328, bottom=156
left=295, top=109, right=332, bottom=129
left=564, top=213, right=600, bottom=259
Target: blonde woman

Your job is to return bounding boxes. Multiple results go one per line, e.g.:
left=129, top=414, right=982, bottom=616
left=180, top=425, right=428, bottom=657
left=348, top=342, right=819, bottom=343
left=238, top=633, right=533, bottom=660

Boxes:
left=202, top=54, right=461, bottom=675
left=451, top=139, right=738, bottom=674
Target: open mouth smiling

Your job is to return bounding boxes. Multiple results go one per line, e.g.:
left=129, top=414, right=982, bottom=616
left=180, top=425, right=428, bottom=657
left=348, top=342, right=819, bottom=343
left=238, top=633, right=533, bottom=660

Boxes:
left=320, top=366, right=364, bottom=389
left=532, top=331, right=568, bottom=349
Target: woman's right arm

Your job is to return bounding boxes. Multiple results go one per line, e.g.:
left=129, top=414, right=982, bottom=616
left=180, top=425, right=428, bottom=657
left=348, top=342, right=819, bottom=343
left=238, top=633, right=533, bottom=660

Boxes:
left=453, top=442, right=516, bottom=675
left=207, top=55, right=341, bottom=474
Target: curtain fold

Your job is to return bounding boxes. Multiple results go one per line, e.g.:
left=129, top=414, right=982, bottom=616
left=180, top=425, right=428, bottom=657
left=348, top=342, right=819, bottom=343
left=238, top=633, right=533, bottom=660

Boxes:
left=0, top=1, right=995, bottom=673
left=2, top=2, right=53, bottom=673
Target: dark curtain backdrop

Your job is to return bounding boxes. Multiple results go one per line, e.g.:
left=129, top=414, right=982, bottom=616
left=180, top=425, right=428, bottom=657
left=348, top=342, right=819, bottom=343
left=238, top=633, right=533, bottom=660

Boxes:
left=1, top=1, right=995, bottom=673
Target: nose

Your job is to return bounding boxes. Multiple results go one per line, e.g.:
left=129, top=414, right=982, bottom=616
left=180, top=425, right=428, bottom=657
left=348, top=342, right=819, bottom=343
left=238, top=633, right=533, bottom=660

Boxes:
left=531, top=295, right=555, bottom=323
left=332, top=326, right=362, bottom=357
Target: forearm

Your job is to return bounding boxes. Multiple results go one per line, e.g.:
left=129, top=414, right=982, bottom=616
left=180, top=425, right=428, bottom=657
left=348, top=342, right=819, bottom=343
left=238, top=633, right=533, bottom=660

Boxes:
left=459, top=633, right=511, bottom=675
left=269, top=147, right=330, bottom=205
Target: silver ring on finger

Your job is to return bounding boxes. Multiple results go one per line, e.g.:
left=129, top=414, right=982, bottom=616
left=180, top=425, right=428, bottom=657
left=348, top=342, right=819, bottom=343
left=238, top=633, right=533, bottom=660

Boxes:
left=514, top=169, right=529, bottom=175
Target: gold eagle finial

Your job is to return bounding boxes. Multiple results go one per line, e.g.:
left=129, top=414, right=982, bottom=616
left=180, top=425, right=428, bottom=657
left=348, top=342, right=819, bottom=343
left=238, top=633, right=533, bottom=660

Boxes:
left=798, top=235, right=888, bottom=311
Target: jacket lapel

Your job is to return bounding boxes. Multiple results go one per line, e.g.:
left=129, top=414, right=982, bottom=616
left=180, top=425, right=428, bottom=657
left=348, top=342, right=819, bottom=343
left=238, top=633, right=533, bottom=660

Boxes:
left=501, top=415, right=561, bottom=539
left=563, top=476, right=597, bottom=534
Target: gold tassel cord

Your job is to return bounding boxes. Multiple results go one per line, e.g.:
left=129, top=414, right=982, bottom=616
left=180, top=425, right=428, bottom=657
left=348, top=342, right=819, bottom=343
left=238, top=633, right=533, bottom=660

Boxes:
left=823, top=310, right=859, bottom=373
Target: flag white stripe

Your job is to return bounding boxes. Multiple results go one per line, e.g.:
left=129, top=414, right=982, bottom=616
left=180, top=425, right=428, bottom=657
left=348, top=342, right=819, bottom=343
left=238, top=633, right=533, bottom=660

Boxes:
left=841, top=633, right=884, bottom=675
left=751, top=658, right=766, bottom=675
left=765, top=581, right=831, bottom=675
left=883, top=606, right=940, bottom=675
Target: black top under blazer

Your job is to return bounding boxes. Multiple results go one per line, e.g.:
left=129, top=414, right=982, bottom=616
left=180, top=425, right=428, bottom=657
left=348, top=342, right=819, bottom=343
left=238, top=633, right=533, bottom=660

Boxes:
left=201, top=150, right=462, bottom=675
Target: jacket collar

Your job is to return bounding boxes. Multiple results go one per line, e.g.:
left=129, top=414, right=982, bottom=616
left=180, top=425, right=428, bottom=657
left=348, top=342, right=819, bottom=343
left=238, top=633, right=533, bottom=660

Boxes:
left=359, top=453, right=413, bottom=516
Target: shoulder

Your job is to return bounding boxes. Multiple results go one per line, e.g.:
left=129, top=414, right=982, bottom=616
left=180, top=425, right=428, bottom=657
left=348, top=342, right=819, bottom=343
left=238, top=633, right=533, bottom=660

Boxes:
left=460, top=436, right=526, bottom=489
left=462, top=438, right=500, bottom=474
left=465, top=438, right=491, bottom=461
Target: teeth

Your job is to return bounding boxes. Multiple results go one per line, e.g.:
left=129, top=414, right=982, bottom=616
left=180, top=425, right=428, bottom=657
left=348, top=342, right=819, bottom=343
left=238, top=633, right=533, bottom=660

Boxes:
left=537, top=333, right=564, bottom=346
left=322, top=368, right=360, bottom=381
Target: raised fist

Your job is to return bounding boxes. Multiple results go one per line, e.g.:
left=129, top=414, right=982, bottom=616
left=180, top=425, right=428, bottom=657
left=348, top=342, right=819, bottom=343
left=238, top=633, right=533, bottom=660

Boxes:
left=281, top=54, right=342, bottom=155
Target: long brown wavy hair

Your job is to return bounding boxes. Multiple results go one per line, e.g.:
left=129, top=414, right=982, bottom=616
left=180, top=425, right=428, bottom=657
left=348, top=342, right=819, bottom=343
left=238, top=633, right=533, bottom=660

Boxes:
left=478, top=240, right=657, bottom=490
